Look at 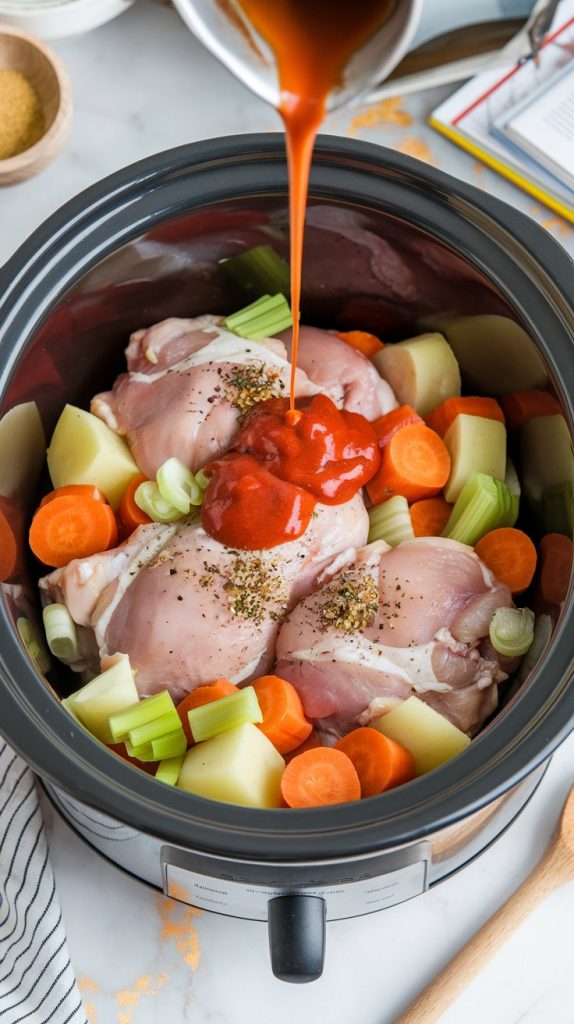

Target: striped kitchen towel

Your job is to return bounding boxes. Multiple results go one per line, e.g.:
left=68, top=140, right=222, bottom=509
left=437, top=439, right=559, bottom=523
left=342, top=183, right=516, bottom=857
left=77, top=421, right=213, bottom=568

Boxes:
left=0, top=742, right=86, bottom=1024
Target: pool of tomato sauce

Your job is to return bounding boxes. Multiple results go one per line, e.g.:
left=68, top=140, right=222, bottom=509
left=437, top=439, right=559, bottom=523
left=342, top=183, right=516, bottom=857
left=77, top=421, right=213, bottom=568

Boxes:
left=203, top=0, right=394, bottom=549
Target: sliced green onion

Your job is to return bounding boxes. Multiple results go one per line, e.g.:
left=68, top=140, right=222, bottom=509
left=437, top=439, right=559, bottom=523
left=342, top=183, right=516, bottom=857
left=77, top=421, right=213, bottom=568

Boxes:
left=155, top=754, right=186, bottom=787
left=151, top=729, right=187, bottom=760
left=224, top=293, right=293, bottom=341
left=42, top=603, right=78, bottom=662
left=187, top=685, right=262, bottom=743
left=109, top=689, right=175, bottom=743
left=489, top=606, right=535, bottom=657
left=156, top=457, right=203, bottom=514
left=135, top=481, right=182, bottom=523
left=443, top=472, right=507, bottom=546
left=220, top=244, right=290, bottom=298
left=542, top=481, right=574, bottom=536
left=128, top=709, right=181, bottom=747
left=368, top=496, right=414, bottom=547
left=195, top=467, right=210, bottom=491
left=16, top=617, right=50, bottom=674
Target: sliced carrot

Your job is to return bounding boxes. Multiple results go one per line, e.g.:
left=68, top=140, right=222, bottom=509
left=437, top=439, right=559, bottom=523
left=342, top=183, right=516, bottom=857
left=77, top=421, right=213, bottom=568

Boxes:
left=335, top=330, right=384, bottom=359
left=475, top=528, right=537, bottom=595
left=119, top=473, right=151, bottom=535
left=410, top=497, right=452, bottom=538
left=176, top=679, right=238, bottom=745
left=334, top=727, right=415, bottom=797
left=537, top=533, right=573, bottom=608
left=40, top=484, right=108, bottom=508
left=500, top=391, right=561, bottom=430
left=280, top=747, right=361, bottom=808
left=29, top=495, right=118, bottom=568
left=426, top=397, right=504, bottom=438
left=284, top=729, right=322, bottom=764
left=0, top=496, right=21, bottom=583
left=366, top=423, right=451, bottom=505
left=372, top=405, right=423, bottom=449
left=252, top=674, right=312, bottom=754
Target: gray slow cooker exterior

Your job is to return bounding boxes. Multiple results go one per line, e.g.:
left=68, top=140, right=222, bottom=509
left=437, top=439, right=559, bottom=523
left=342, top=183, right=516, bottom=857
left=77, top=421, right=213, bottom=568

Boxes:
left=0, top=136, right=573, bottom=979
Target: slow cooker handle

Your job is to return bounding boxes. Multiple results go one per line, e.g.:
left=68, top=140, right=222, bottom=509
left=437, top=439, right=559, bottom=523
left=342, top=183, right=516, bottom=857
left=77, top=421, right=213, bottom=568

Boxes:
left=267, top=894, right=326, bottom=983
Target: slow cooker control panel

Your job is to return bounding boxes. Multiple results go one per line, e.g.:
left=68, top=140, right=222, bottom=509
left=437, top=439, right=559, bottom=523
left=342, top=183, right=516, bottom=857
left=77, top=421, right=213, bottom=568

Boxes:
left=161, top=844, right=431, bottom=921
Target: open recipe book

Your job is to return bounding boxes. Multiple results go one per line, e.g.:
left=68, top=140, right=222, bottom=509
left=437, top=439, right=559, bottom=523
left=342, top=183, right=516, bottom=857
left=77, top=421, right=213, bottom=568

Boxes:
left=430, top=2, right=574, bottom=222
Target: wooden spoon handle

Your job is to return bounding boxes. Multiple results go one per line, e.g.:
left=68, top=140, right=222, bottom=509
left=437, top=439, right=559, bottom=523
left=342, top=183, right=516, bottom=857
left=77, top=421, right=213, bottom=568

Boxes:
left=394, top=839, right=571, bottom=1024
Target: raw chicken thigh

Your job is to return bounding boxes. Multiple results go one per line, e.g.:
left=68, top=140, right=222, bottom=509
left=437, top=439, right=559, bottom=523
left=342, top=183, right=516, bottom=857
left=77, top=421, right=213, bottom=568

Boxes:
left=275, top=537, right=514, bottom=740
left=40, top=493, right=369, bottom=702
left=279, top=326, right=397, bottom=420
left=91, top=316, right=318, bottom=479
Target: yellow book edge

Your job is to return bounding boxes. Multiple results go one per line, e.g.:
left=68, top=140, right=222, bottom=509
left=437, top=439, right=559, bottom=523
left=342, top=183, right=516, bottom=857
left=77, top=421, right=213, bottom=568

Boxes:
left=428, top=115, right=574, bottom=226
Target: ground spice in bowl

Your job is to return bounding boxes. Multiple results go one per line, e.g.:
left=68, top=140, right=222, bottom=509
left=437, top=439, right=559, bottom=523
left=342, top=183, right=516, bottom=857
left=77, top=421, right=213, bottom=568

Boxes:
left=0, top=68, right=45, bottom=160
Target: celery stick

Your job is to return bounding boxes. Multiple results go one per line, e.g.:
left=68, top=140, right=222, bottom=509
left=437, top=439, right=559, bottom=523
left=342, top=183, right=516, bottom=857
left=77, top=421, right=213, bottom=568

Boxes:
left=17, top=617, right=50, bottom=674
left=128, top=709, right=181, bottom=747
left=155, top=754, right=186, bottom=787
left=504, top=460, right=521, bottom=527
left=195, top=468, right=210, bottom=491
left=443, top=472, right=507, bottom=546
left=109, top=690, right=175, bottom=743
left=68, top=654, right=139, bottom=744
left=151, top=729, right=187, bottom=760
left=368, top=496, right=414, bottom=546
left=220, top=244, right=290, bottom=297
left=224, top=294, right=293, bottom=341
left=187, top=686, right=262, bottom=743
left=43, top=603, right=78, bottom=662
left=125, top=739, right=157, bottom=762
left=489, top=606, right=534, bottom=657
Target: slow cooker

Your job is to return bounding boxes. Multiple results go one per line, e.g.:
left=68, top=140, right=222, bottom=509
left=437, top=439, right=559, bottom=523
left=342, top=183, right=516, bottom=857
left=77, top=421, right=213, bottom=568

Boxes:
left=0, top=135, right=573, bottom=983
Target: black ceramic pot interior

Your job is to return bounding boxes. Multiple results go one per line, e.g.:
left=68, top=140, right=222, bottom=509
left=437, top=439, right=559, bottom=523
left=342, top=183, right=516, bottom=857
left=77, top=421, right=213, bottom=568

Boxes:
left=0, top=136, right=573, bottom=860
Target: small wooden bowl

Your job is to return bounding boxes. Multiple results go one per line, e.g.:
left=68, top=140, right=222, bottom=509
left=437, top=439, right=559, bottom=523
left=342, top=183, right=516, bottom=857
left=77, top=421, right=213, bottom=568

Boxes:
left=0, top=23, right=72, bottom=185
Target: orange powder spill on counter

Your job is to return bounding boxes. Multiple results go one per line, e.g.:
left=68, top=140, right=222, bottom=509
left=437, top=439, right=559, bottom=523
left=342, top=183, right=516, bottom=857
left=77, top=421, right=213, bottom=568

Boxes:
left=395, top=136, right=436, bottom=164
left=116, top=973, right=170, bottom=1024
left=156, top=891, right=202, bottom=970
left=349, top=95, right=412, bottom=134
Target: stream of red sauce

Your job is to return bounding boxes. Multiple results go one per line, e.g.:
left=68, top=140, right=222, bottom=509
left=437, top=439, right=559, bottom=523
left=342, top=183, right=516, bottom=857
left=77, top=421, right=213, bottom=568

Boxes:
left=202, top=1, right=394, bottom=549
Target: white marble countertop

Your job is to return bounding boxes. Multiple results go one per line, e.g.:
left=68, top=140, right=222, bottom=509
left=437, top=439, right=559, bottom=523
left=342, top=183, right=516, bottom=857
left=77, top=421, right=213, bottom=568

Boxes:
left=2, top=2, right=574, bottom=1021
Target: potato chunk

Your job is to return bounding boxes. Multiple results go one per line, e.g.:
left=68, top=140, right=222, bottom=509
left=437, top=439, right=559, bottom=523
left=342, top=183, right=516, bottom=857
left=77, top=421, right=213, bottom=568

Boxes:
left=177, top=723, right=285, bottom=808
left=374, top=332, right=461, bottom=418
left=67, top=654, right=139, bottom=744
left=374, top=696, right=470, bottom=775
left=443, top=414, right=506, bottom=503
left=47, top=404, right=140, bottom=509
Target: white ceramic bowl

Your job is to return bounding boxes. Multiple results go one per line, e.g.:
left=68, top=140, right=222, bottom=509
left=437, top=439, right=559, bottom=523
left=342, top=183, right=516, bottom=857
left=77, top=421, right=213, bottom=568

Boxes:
left=0, top=0, right=135, bottom=39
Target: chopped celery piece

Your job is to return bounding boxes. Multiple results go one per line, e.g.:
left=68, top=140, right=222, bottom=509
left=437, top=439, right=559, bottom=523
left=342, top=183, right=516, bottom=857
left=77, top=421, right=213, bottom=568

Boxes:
left=495, top=480, right=513, bottom=530
left=67, top=654, right=139, bottom=743
left=220, top=244, right=290, bottom=297
left=504, top=460, right=521, bottom=527
left=516, top=613, right=553, bottom=684
left=156, top=457, right=203, bottom=514
left=17, top=617, right=50, bottom=674
left=177, top=723, right=285, bottom=808
left=109, top=689, right=175, bottom=743
left=368, top=496, right=414, bottom=547
left=224, top=293, right=293, bottom=341
left=489, top=606, right=534, bottom=657
left=443, top=414, right=506, bottom=503
left=151, top=729, right=187, bottom=760
left=194, top=467, right=210, bottom=491
left=542, top=481, right=574, bottom=536
left=187, top=685, right=262, bottom=743
left=124, top=739, right=157, bottom=762
left=42, top=603, right=78, bottom=662
left=134, top=480, right=182, bottom=523
left=128, top=709, right=181, bottom=747
left=443, top=472, right=506, bottom=546
left=155, top=754, right=186, bottom=787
